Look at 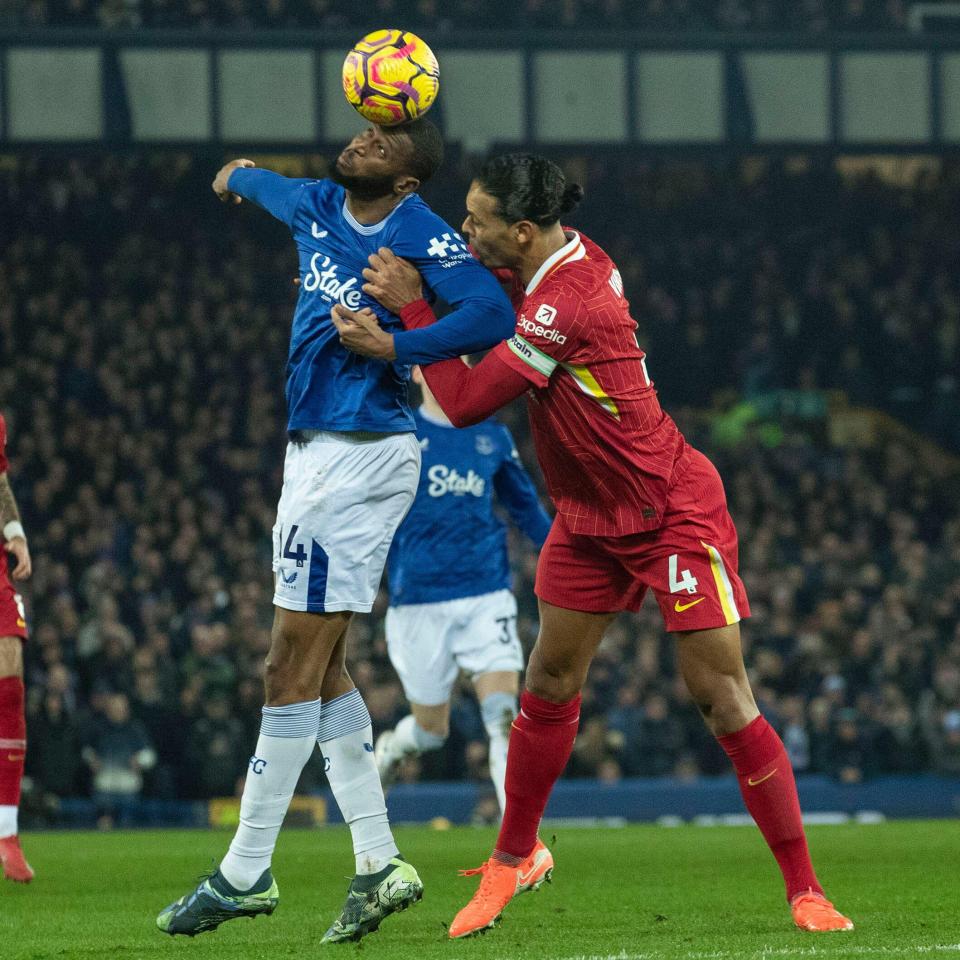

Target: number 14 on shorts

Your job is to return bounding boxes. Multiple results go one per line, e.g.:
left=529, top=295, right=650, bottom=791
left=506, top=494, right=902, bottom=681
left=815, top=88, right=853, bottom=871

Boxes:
left=668, top=554, right=698, bottom=595
left=281, top=525, right=307, bottom=567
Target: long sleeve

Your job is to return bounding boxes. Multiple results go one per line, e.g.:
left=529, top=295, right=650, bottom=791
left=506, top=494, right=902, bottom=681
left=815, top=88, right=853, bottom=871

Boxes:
left=391, top=252, right=516, bottom=365
left=493, top=438, right=552, bottom=547
left=227, top=168, right=315, bottom=228
left=400, top=299, right=529, bottom=426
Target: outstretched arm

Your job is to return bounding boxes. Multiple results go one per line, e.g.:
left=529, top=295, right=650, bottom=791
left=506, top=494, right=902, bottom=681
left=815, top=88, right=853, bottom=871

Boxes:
left=420, top=351, right=529, bottom=427
left=213, top=160, right=314, bottom=228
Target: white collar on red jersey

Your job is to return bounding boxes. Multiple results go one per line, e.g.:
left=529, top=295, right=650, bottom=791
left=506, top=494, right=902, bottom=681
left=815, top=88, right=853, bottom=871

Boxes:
left=525, top=230, right=586, bottom=296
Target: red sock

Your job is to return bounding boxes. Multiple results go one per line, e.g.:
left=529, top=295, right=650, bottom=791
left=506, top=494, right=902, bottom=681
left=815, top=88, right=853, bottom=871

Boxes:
left=494, top=690, right=581, bottom=861
left=718, top=715, right=822, bottom=901
left=0, top=677, right=26, bottom=825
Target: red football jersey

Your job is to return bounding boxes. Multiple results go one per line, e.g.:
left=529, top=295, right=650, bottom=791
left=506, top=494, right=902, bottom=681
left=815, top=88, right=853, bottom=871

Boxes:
left=493, top=231, right=685, bottom=537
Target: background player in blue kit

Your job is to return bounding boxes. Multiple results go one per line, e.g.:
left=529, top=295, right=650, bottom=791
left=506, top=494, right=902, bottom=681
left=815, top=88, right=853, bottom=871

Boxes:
left=376, top=368, right=552, bottom=814
left=156, top=120, right=515, bottom=944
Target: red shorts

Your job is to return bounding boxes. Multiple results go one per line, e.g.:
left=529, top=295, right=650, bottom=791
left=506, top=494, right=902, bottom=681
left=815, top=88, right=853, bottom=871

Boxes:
left=0, top=578, right=28, bottom=640
left=535, top=448, right=750, bottom=632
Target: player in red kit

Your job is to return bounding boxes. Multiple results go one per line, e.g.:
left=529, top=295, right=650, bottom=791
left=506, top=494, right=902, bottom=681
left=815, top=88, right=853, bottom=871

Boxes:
left=332, top=154, right=852, bottom=939
left=0, top=413, right=33, bottom=882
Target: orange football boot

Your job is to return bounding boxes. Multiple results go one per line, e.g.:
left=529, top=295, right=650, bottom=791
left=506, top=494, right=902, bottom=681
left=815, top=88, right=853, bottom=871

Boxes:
left=448, top=839, right=553, bottom=939
left=791, top=891, right=853, bottom=932
left=0, top=835, right=34, bottom=883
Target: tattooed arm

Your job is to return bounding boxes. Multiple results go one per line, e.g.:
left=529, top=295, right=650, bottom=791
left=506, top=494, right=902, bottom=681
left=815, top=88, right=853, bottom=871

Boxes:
left=0, top=473, right=31, bottom=581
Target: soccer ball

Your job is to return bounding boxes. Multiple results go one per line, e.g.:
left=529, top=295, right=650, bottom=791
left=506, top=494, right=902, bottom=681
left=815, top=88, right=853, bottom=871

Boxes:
left=342, top=29, right=439, bottom=126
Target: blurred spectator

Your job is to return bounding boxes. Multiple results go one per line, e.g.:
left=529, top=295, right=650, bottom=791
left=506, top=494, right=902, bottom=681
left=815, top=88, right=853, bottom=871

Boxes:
left=825, top=708, right=879, bottom=783
left=918, top=661, right=960, bottom=775
left=81, top=692, right=156, bottom=826
left=184, top=693, right=247, bottom=798
left=923, top=710, right=960, bottom=776
left=778, top=695, right=811, bottom=773
left=873, top=688, right=926, bottom=774
left=631, top=691, right=686, bottom=777
left=26, top=690, right=84, bottom=798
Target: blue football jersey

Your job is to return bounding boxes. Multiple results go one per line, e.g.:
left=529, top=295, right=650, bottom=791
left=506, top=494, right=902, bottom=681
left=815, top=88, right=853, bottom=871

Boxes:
left=387, top=408, right=553, bottom=606
left=228, top=169, right=515, bottom=433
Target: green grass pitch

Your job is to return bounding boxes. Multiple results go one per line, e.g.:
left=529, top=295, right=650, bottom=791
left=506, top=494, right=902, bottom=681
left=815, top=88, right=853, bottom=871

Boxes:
left=3, top=820, right=959, bottom=960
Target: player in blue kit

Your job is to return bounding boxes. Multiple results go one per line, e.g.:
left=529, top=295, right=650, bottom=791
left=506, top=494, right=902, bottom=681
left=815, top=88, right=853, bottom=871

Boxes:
left=376, top=368, right=551, bottom=814
left=156, top=120, right=515, bottom=944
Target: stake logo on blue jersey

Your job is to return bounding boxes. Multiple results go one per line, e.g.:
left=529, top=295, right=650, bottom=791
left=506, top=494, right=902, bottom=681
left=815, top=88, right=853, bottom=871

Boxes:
left=227, top=168, right=515, bottom=434
left=387, top=409, right=553, bottom=607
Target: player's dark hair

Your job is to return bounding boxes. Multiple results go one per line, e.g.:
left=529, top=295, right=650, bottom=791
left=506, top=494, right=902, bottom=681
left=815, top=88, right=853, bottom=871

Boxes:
left=387, top=117, right=444, bottom=184
left=476, top=153, right=584, bottom=226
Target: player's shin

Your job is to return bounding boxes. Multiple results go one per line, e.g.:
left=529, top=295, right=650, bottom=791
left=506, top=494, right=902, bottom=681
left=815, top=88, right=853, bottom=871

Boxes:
left=318, top=688, right=399, bottom=874
left=718, top=714, right=823, bottom=901
left=480, top=691, right=517, bottom=814
left=0, top=676, right=26, bottom=838
left=218, top=698, right=321, bottom=891
left=494, top=690, right=580, bottom=861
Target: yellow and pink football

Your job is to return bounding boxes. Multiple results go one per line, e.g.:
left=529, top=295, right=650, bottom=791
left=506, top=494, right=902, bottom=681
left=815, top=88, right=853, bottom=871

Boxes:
left=342, top=29, right=440, bottom=126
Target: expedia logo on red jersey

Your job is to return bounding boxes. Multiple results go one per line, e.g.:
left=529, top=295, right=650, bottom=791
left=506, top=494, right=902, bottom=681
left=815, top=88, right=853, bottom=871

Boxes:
left=518, top=309, right=567, bottom=344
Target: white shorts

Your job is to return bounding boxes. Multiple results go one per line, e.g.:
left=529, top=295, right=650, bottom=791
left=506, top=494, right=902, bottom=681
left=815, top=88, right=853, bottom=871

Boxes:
left=385, top=588, right=524, bottom=706
left=272, top=430, right=420, bottom=614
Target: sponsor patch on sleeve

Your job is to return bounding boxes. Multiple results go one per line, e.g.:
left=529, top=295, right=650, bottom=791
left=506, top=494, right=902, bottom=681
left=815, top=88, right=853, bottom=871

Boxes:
left=425, top=232, right=473, bottom=268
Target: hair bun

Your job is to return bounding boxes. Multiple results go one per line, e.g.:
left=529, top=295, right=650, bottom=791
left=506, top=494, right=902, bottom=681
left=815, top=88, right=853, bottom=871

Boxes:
left=559, top=182, right=585, bottom=214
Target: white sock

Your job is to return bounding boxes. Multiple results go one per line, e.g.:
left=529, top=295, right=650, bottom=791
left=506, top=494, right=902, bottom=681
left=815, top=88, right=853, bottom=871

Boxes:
left=219, top=697, right=321, bottom=891
left=318, top=689, right=398, bottom=875
left=389, top=713, right=446, bottom=760
left=480, top=692, right=517, bottom=814
left=0, top=805, right=17, bottom=837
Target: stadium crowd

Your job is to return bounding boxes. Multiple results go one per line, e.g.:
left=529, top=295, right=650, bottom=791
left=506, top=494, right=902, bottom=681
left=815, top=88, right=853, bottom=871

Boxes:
left=0, top=0, right=950, bottom=32
left=1, top=153, right=958, bottom=823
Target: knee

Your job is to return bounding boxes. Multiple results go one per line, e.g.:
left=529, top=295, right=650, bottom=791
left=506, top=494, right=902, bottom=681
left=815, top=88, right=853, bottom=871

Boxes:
left=690, top=679, right=757, bottom=736
left=525, top=654, right=582, bottom=703
left=264, top=643, right=318, bottom=706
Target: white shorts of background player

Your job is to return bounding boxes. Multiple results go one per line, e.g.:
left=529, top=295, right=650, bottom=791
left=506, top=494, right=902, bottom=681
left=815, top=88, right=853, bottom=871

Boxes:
left=385, top=589, right=524, bottom=706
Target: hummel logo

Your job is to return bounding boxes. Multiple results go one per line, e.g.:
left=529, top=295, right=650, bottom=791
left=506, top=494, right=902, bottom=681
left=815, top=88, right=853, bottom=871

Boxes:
left=747, top=768, right=778, bottom=787
left=674, top=597, right=705, bottom=613
left=311, top=222, right=328, bottom=239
